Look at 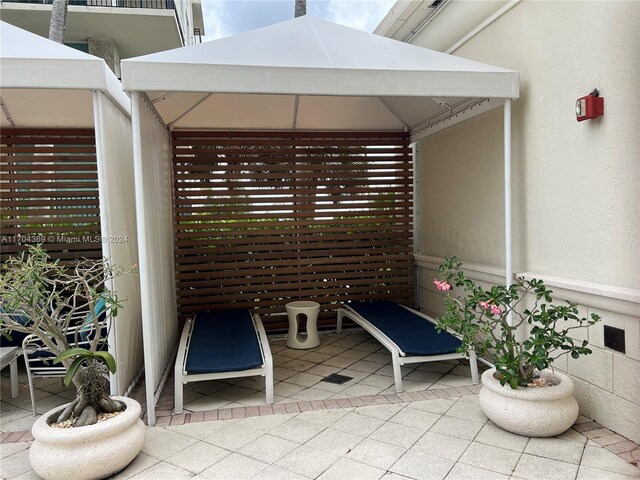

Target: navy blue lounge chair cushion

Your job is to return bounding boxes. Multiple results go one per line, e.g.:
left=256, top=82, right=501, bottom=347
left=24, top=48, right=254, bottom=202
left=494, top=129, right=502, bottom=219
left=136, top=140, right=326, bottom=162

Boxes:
left=347, top=301, right=462, bottom=356
left=185, top=310, right=264, bottom=374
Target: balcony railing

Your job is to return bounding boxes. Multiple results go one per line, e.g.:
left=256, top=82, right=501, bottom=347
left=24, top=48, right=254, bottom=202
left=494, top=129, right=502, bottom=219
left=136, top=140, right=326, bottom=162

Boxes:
left=2, top=0, right=176, bottom=9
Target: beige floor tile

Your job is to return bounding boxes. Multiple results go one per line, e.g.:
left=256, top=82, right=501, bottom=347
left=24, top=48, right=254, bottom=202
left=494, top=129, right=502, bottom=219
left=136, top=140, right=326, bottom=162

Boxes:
left=404, top=369, right=444, bottom=383
left=368, top=421, right=427, bottom=449
left=239, top=433, right=299, bottom=464
left=416, top=362, right=455, bottom=374
left=141, top=427, right=199, bottom=459
left=204, top=424, right=265, bottom=450
left=337, top=368, right=370, bottom=383
left=404, top=379, right=436, bottom=392
left=445, top=463, right=510, bottom=480
left=305, top=364, right=339, bottom=377
left=185, top=381, right=230, bottom=396
left=276, top=444, right=339, bottom=478
left=281, top=359, right=316, bottom=372
left=296, top=407, right=351, bottom=427
left=580, top=445, right=640, bottom=477
left=411, top=431, right=471, bottom=461
left=341, top=383, right=385, bottom=397
left=183, top=396, right=231, bottom=412
left=167, top=419, right=230, bottom=440
left=252, top=465, right=309, bottom=480
left=166, top=441, right=230, bottom=474
left=360, top=374, right=396, bottom=389
left=429, top=415, right=485, bottom=441
left=212, top=385, right=257, bottom=402
left=279, top=349, right=308, bottom=359
left=391, top=449, right=455, bottom=480
left=347, top=438, right=407, bottom=470
left=290, top=387, right=336, bottom=401
left=474, top=422, right=529, bottom=452
left=0, top=442, right=29, bottom=460
left=433, top=374, right=475, bottom=387
left=331, top=411, right=386, bottom=437
left=357, top=403, right=405, bottom=421
left=312, top=379, right=351, bottom=393
left=390, top=406, right=441, bottom=430
left=317, top=345, right=348, bottom=356
left=352, top=342, right=381, bottom=353
left=306, top=427, right=364, bottom=456
left=237, top=391, right=271, bottom=406
left=459, top=442, right=521, bottom=475
left=555, top=428, right=587, bottom=444
left=0, top=448, right=32, bottom=479
left=339, top=348, right=373, bottom=360
left=408, top=398, right=456, bottom=415
left=444, top=400, right=488, bottom=423
left=299, top=352, right=332, bottom=364
left=513, top=453, right=579, bottom=480
left=109, top=452, right=161, bottom=480
left=286, top=372, right=324, bottom=388
left=199, top=453, right=268, bottom=480
left=273, top=367, right=299, bottom=381
left=363, top=353, right=393, bottom=365
left=269, top=416, right=330, bottom=443
left=321, top=356, right=356, bottom=369
left=317, top=457, right=385, bottom=480
left=577, top=465, right=640, bottom=480
left=348, top=360, right=386, bottom=374
left=525, top=437, right=585, bottom=464
left=274, top=382, right=306, bottom=397
left=129, top=461, right=194, bottom=480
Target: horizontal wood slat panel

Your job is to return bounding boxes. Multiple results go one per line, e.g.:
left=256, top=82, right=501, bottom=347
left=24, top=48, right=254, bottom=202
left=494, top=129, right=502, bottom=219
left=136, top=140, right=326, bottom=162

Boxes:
left=1, top=129, right=102, bottom=262
left=173, top=131, right=414, bottom=328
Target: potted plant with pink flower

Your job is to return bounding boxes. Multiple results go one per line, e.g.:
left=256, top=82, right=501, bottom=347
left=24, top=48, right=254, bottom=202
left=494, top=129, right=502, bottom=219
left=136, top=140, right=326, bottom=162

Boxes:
left=434, top=256, right=600, bottom=437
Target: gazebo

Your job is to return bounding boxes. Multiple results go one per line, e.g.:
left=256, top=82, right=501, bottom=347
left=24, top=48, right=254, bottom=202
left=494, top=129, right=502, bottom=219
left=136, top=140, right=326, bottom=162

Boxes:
left=0, top=22, right=143, bottom=396
left=121, top=16, right=519, bottom=425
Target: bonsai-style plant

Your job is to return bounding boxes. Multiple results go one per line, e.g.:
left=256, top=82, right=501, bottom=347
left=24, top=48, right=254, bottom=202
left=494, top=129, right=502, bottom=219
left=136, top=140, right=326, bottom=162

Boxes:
left=0, top=244, right=132, bottom=426
left=434, top=256, right=601, bottom=389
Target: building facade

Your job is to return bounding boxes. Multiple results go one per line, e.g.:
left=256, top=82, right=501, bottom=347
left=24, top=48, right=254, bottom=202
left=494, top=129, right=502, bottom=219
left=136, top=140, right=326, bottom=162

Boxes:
left=0, top=0, right=205, bottom=76
left=376, top=0, right=640, bottom=442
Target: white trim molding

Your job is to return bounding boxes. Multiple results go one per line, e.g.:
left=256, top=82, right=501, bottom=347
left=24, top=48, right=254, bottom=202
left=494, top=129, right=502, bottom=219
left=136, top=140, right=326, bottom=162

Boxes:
left=415, top=254, right=640, bottom=317
left=414, top=254, right=505, bottom=285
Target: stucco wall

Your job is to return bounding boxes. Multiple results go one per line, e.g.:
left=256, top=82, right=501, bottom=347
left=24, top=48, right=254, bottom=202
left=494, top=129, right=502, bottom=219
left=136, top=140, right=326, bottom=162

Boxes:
left=409, top=1, right=640, bottom=442
left=413, top=0, right=639, bottom=289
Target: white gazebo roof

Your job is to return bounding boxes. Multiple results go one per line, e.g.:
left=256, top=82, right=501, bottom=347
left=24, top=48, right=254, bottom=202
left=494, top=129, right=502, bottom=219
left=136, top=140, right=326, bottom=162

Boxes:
left=0, top=21, right=130, bottom=127
left=121, top=16, right=519, bottom=139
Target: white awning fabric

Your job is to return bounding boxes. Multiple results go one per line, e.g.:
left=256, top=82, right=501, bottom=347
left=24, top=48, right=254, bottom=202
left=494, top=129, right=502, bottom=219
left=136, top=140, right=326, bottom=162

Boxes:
left=122, top=16, right=518, bottom=140
left=0, top=21, right=130, bottom=126
left=0, top=21, right=142, bottom=396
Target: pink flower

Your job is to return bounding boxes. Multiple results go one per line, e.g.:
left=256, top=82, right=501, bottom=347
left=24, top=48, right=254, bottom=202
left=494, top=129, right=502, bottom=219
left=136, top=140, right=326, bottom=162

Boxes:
left=433, top=279, right=452, bottom=291
left=478, top=300, right=490, bottom=310
left=490, top=305, right=503, bottom=316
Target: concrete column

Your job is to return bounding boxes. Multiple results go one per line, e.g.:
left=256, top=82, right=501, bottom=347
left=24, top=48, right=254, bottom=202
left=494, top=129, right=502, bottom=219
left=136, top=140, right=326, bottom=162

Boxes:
left=88, top=38, right=121, bottom=77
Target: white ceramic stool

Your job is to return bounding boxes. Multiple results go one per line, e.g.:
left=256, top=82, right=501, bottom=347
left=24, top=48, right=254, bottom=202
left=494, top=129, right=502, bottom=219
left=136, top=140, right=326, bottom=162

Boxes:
left=285, top=301, right=321, bottom=349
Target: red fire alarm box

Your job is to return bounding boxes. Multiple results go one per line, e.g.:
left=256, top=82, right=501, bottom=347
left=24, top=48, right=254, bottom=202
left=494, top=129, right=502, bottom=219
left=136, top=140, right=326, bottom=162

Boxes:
left=576, top=89, right=604, bottom=122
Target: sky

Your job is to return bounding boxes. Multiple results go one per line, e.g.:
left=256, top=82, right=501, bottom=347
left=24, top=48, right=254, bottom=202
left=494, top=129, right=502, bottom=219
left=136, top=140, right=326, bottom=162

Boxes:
left=201, top=0, right=397, bottom=41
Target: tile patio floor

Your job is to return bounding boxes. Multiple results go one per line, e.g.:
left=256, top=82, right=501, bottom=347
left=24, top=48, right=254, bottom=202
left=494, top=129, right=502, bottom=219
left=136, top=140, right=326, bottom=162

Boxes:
left=2, top=330, right=639, bottom=479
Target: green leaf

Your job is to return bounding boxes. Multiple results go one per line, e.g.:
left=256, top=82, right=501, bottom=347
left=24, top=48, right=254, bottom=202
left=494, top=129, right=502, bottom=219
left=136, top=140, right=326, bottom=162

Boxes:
left=93, top=351, right=117, bottom=374
left=54, top=348, right=91, bottom=364
left=63, top=357, right=86, bottom=386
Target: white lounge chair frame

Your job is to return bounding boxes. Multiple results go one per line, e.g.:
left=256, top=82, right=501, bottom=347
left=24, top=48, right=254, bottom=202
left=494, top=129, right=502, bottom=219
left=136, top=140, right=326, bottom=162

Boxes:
left=174, top=313, right=273, bottom=414
left=337, top=304, right=479, bottom=393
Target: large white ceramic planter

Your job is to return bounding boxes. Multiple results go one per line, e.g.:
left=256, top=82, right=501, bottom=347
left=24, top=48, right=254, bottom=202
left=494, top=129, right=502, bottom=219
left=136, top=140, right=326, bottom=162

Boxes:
left=30, top=396, right=146, bottom=480
left=479, top=368, right=579, bottom=437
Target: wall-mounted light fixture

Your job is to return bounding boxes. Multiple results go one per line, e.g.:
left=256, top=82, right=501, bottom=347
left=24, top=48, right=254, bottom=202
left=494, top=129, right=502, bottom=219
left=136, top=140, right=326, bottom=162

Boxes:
left=576, top=88, right=604, bottom=122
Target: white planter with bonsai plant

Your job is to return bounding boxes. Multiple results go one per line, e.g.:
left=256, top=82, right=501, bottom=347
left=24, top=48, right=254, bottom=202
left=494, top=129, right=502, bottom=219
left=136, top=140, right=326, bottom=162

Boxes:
left=0, top=246, right=145, bottom=480
left=434, top=257, right=600, bottom=437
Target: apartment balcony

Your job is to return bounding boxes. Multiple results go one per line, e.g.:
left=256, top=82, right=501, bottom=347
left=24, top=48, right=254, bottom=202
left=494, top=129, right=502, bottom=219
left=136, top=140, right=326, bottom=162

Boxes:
left=0, top=0, right=202, bottom=58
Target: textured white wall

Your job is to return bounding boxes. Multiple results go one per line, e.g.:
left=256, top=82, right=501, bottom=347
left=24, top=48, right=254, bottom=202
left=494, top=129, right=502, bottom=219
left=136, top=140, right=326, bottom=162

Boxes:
left=409, top=0, right=640, bottom=442
left=413, top=0, right=640, bottom=289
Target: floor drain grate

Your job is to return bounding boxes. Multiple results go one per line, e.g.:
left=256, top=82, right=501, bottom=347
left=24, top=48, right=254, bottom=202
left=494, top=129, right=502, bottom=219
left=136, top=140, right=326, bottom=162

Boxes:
left=321, top=373, right=353, bottom=385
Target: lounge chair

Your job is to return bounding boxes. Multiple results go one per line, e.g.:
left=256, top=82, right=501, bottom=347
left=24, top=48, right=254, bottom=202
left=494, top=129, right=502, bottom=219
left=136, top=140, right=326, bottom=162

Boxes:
left=337, top=301, right=479, bottom=392
left=174, top=310, right=273, bottom=414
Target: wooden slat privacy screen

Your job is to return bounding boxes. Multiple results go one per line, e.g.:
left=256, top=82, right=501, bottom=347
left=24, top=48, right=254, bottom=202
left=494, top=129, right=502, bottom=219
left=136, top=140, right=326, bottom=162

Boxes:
left=1, top=128, right=102, bottom=262
left=173, top=131, right=414, bottom=330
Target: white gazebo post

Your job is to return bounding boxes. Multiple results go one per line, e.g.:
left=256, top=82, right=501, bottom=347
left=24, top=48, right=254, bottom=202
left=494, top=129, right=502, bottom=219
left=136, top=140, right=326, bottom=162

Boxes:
left=504, top=98, right=514, bottom=326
